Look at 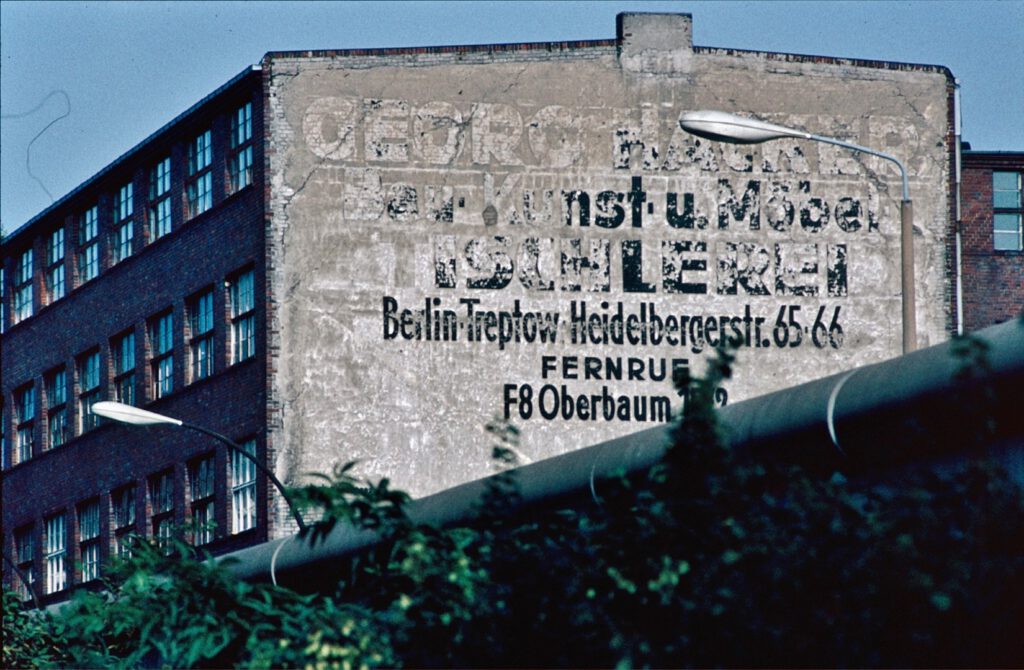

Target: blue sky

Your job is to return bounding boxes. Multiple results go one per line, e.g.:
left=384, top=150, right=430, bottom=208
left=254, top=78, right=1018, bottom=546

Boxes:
left=2, top=0, right=1022, bottom=234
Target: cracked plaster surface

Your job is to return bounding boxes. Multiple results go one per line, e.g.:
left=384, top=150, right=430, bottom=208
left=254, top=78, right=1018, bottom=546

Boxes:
left=261, top=25, right=953, bottom=504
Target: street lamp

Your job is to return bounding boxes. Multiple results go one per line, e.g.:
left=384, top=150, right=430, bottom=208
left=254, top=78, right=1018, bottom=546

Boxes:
left=92, top=401, right=307, bottom=532
left=679, top=110, right=917, bottom=354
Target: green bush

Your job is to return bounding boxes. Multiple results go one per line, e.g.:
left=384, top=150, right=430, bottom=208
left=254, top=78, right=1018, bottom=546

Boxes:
left=4, top=345, right=1022, bottom=668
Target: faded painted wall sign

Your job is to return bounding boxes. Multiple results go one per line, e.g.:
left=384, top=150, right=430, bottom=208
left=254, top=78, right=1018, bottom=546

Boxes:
left=267, top=18, right=952, bottom=498
left=298, top=100, right=885, bottom=416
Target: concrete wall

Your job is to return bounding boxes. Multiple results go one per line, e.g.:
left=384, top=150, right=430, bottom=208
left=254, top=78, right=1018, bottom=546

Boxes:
left=264, top=13, right=954, bottom=499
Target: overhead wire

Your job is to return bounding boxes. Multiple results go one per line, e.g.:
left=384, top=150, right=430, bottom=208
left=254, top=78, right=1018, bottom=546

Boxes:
left=2, top=89, right=72, bottom=203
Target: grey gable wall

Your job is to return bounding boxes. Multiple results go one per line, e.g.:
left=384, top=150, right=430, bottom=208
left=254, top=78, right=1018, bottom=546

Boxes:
left=263, top=13, right=953, bottom=506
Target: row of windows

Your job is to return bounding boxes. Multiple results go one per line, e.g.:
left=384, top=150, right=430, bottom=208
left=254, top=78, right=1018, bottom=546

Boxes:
left=5, top=268, right=256, bottom=468
left=993, top=170, right=1023, bottom=251
left=10, top=446, right=258, bottom=600
left=3, top=101, right=254, bottom=331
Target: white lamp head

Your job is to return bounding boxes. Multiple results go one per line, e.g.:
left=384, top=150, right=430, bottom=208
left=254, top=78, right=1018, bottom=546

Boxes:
left=679, top=110, right=809, bottom=145
left=92, top=401, right=183, bottom=427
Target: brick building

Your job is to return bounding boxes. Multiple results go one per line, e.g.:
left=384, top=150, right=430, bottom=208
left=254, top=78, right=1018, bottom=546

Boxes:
left=958, top=150, right=1023, bottom=333
left=4, top=12, right=1011, bottom=605
left=2, top=68, right=269, bottom=603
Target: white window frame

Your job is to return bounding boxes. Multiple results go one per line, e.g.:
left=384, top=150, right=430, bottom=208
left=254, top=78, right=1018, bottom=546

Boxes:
left=231, top=439, right=257, bottom=534
left=79, top=500, right=101, bottom=582
left=150, top=312, right=174, bottom=399
left=187, top=172, right=213, bottom=218
left=14, top=526, right=36, bottom=600
left=152, top=197, right=173, bottom=239
left=150, top=471, right=175, bottom=552
left=231, top=145, right=254, bottom=193
left=190, top=129, right=212, bottom=173
left=114, top=181, right=134, bottom=223
left=44, top=514, right=67, bottom=594
left=47, top=228, right=66, bottom=303
left=189, top=290, right=215, bottom=383
left=113, top=221, right=133, bottom=264
left=112, top=485, right=136, bottom=558
left=150, top=157, right=173, bottom=239
left=14, top=248, right=33, bottom=323
left=113, top=181, right=134, bottom=263
left=46, top=369, right=68, bottom=450
left=16, top=384, right=35, bottom=464
left=113, top=330, right=136, bottom=406
left=190, top=455, right=216, bottom=545
left=187, top=130, right=213, bottom=218
left=79, top=351, right=102, bottom=433
left=79, top=206, right=100, bottom=283
left=230, top=269, right=256, bottom=364
left=993, top=171, right=1023, bottom=251
left=230, top=102, right=254, bottom=193
left=232, top=101, right=253, bottom=148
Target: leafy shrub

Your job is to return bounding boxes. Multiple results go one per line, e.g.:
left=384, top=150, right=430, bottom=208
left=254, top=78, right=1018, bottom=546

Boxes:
left=4, top=344, right=1022, bottom=668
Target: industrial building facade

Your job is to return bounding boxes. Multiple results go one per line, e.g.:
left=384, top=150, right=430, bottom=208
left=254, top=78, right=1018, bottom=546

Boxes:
left=959, top=150, right=1023, bottom=333
left=2, top=13, right=1017, bottom=605
left=2, top=69, right=271, bottom=603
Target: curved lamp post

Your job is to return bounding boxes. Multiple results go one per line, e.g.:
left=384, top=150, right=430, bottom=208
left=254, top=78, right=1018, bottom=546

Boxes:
left=92, top=401, right=307, bottom=532
left=679, top=110, right=917, bottom=354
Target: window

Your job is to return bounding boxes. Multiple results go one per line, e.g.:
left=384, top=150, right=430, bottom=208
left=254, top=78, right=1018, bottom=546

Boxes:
left=46, top=369, right=68, bottom=449
left=187, top=129, right=213, bottom=218
left=113, top=181, right=134, bottom=263
left=114, top=221, right=133, bottom=263
left=188, top=290, right=216, bottom=383
left=231, top=145, right=254, bottom=194
left=232, top=101, right=253, bottom=147
left=78, top=500, right=101, bottom=582
left=47, top=228, right=66, bottom=303
left=149, top=471, right=175, bottom=551
left=150, top=312, right=174, bottom=399
left=189, top=290, right=215, bottom=383
left=230, top=101, right=254, bottom=192
left=112, top=485, right=137, bottom=558
left=190, top=129, right=213, bottom=173
left=993, top=171, right=1023, bottom=251
left=149, top=157, right=173, bottom=240
left=79, top=206, right=100, bottom=283
left=230, top=269, right=255, bottom=363
left=15, top=384, right=35, bottom=464
left=115, top=181, right=134, bottom=223
left=14, top=248, right=33, bottom=323
left=231, top=440, right=257, bottom=534
left=78, top=351, right=102, bottom=433
left=189, top=455, right=216, bottom=545
left=44, top=514, right=67, bottom=594
left=14, top=526, right=36, bottom=600
left=113, top=330, right=136, bottom=406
